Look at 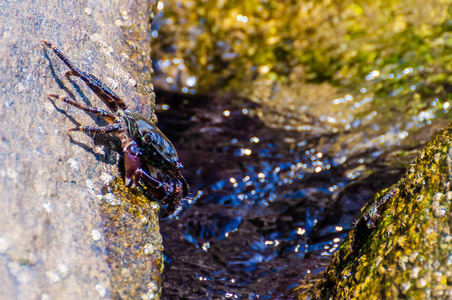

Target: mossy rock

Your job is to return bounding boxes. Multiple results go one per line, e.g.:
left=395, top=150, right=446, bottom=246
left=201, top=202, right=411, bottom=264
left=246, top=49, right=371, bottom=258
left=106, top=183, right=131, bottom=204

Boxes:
left=306, top=122, right=452, bottom=299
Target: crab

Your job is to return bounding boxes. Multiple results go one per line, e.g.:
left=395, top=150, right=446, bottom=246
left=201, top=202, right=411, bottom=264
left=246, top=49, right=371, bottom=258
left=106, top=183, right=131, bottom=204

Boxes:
left=42, top=40, right=188, bottom=216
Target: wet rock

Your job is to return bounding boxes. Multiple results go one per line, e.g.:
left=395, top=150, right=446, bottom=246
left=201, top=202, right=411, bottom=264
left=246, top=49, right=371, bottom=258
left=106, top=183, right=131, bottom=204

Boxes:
left=103, top=178, right=163, bottom=299
left=304, top=123, right=452, bottom=299
left=0, top=0, right=162, bottom=299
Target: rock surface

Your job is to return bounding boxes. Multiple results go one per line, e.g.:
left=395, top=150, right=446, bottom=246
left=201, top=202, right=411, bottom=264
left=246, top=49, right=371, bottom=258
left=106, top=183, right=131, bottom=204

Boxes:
left=0, top=0, right=162, bottom=299
left=305, top=123, right=452, bottom=299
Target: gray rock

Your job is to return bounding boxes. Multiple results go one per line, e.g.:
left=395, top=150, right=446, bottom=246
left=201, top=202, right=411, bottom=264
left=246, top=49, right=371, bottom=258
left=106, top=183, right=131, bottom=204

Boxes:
left=0, top=0, right=162, bottom=299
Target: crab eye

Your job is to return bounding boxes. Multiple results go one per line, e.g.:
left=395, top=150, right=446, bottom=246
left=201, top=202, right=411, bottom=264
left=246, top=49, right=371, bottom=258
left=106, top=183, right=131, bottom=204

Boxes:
left=129, top=144, right=140, bottom=156
left=143, top=133, right=152, bottom=143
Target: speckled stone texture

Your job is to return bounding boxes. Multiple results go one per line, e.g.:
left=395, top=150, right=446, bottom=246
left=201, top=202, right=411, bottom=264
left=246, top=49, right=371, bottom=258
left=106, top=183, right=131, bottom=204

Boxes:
left=0, top=0, right=162, bottom=299
left=307, top=123, right=452, bottom=299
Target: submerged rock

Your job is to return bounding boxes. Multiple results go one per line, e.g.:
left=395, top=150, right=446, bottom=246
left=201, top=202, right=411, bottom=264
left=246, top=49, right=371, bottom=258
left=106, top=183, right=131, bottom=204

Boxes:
left=305, top=123, right=452, bottom=299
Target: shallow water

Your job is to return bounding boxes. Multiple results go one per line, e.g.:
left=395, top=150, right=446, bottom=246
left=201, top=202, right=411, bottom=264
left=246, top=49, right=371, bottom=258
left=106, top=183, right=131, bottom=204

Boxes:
left=155, top=89, right=407, bottom=298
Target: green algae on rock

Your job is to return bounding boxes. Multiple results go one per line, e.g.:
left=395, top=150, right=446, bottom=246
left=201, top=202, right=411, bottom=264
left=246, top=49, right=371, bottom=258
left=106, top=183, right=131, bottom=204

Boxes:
left=302, top=123, right=452, bottom=299
left=154, top=0, right=452, bottom=175
left=154, top=0, right=451, bottom=96
left=102, top=178, right=163, bottom=299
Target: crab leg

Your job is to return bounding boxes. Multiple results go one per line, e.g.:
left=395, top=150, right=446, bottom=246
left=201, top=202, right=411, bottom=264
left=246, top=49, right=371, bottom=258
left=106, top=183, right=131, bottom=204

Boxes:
left=139, top=170, right=164, bottom=189
left=68, top=123, right=123, bottom=134
left=169, top=170, right=189, bottom=198
left=42, top=40, right=128, bottom=113
left=48, top=94, right=116, bottom=123
left=122, top=139, right=164, bottom=189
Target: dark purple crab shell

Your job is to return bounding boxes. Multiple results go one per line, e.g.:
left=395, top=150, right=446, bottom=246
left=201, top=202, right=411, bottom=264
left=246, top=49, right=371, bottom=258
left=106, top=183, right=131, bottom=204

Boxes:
left=134, top=119, right=184, bottom=171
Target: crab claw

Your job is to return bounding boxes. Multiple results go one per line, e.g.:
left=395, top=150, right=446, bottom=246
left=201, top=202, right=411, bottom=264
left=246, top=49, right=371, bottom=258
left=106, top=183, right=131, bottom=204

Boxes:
left=123, top=139, right=141, bottom=187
